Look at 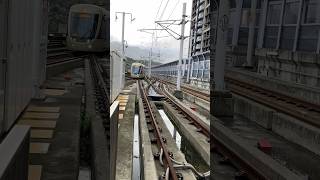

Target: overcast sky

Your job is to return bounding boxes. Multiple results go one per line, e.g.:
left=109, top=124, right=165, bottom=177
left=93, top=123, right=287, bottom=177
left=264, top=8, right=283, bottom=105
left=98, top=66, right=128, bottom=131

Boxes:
left=110, top=0, right=192, bottom=62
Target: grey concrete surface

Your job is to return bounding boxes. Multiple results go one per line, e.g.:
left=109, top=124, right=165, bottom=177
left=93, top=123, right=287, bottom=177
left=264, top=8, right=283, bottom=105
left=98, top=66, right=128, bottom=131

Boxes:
left=212, top=119, right=305, bottom=180
left=115, top=95, right=135, bottom=180
left=47, top=58, right=84, bottom=79
left=163, top=101, right=210, bottom=166
left=28, top=68, right=83, bottom=180
left=226, top=67, right=320, bottom=106
left=84, top=60, right=109, bottom=180
left=148, top=101, right=197, bottom=180
left=137, top=86, right=158, bottom=180
left=233, top=94, right=320, bottom=157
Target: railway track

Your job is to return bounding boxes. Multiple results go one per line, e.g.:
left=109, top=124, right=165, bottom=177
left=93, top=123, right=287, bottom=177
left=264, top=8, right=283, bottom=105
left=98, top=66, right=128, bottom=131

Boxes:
left=138, top=80, right=179, bottom=180
left=87, top=56, right=110, bottom=139
left=151, top=78, right=307, bottom=179
left=153, top=82, right=210, bottom=139
left=46, top=33, right=89, bottom=72
left=156, top=78, right=209, bottom=102
left=152, top=81, right=268, bottom=179
left=225, top=77, right=320, bottom=128
left=158, top=76, right=320, bottom=128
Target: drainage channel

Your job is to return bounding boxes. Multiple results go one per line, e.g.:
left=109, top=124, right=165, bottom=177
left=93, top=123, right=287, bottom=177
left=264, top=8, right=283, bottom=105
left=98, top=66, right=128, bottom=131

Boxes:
left=157, top=108, right=209, bottom=174
left=132, top=114, right=141, bottom=180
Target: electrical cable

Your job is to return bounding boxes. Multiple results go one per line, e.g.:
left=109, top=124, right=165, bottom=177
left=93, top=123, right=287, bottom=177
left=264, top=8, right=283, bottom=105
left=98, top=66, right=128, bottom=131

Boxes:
left=159, top=0, right=171, bottom=20
left=167, top=0, right=180, bottom=20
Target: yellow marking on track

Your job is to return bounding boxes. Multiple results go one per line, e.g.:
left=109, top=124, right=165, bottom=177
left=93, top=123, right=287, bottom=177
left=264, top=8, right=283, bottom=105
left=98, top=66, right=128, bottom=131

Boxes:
left=119, top=102, right=127, bottom=106
left=28, top=165, right=42, bottom=180
left=23, top=112, right=60, bottom=119
left=29, top=143, right=50, bottom=154
left=43, top=89, right=67, bottom=96
left=118, top=95, right=129, bottom=100
left=27, top=106, right=60, bottom=113
left=31, top=130, right=54, bottom=139
left=18, top=120, right=56, bottom=129
left=119, top=100, right=128, bottom=103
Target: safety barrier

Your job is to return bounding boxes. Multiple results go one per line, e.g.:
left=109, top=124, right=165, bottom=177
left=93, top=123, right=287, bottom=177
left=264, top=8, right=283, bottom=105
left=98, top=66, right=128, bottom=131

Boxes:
left=0, top=125, right=30, bottom=180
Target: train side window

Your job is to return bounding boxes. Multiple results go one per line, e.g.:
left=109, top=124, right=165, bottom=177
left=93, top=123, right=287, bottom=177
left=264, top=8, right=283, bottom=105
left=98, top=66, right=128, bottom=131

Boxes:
left=98, top=16, right=106, bottom=39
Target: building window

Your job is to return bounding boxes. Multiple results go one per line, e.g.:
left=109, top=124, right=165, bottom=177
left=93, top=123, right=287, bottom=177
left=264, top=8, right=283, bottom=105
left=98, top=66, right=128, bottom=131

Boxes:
left=241, top=9, right=250, bottom=27
left=284, top=1, right=300, bottom=24
left=303, top=0, right=320, bottom=24
left=243, top=0, right=251, bottom=8
left=230, top=0, right=237, bottom=9
left=267, top=3, right=282, bottom=25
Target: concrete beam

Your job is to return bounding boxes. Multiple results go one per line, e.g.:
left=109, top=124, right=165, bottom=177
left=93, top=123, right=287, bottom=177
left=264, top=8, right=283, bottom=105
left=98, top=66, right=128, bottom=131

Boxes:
left=231, top=0, right=243, bottom=47
left=212, top=119, right=305, bottom=180
left=214, top=0, right=230, bottom=91
left=293, top=0, right=303, bottom=52
left=0, top=125, right=30, bottom=180
left=246, top=0, right=258, bottom=67
left=257, top=0, right=268, bottom=48
left=276, top=0, right=286, bottom=50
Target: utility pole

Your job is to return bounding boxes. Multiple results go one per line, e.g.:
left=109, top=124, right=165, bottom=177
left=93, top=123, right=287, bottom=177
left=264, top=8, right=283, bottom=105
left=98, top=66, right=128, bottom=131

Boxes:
left=177, top=3, right=186, bottom=91
left=115, top=12, right=135, bottom=88
left=138, top=2, right=189, bottom=99
left=149, top=48, right=152, bottom=78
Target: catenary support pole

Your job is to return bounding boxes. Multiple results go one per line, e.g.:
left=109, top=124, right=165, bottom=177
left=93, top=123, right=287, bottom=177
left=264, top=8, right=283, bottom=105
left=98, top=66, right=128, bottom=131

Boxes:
left=121, top=12, right=125, bottom=88
left=177, top=3, right=186, bottom=91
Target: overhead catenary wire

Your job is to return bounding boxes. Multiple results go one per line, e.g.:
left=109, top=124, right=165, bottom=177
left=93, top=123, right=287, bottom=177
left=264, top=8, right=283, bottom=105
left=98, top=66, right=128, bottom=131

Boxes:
left=155, top=0, right=165, bottom=20
left=167, top=0, right=180, bottom=20
left=159, top=0, right=171, bottom=20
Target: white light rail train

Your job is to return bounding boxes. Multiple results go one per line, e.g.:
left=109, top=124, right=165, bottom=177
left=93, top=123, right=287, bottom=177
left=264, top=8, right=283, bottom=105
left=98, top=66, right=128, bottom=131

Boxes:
left=66, top=4, right=107, bottom=52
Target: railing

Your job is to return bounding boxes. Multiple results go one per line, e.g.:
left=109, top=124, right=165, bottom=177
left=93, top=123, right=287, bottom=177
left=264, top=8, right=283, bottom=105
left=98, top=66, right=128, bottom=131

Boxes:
left=0, top=125, right=30, bottom=180
left=110, top=100, right=119, bottom=180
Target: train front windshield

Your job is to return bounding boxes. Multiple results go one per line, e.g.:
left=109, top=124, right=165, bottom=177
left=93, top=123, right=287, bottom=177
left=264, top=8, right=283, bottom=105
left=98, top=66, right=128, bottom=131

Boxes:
left=70, top=13, right=99, bottom=40
left=132, top=66, right=143, bottom=75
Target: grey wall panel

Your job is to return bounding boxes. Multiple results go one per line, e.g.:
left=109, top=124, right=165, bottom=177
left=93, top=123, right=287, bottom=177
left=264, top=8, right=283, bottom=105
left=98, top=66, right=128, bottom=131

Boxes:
left=0, top=0, right=8, bottom=135
left=298, top=26, right=319, bottom=52
left=4, top=0, right=47, bottom=131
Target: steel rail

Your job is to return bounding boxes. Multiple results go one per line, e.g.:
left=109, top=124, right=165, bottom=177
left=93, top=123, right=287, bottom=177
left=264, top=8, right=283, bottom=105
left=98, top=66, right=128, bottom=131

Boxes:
left=227, top=81, right=320, bottom=128
left=150, top=80, right=268, bottom=179
left=138, top=80, right=178, bottom=180
left=91, top=55, right=110, bottom=105
left=156, top=83, right=210, bottom=138
left=156, top=76, right=320, bottom=128
left=225, top=76, right=320, bottom=112
left=157, top=78, right=209, bottom=102
left=46, top=56, right=87, bottom=66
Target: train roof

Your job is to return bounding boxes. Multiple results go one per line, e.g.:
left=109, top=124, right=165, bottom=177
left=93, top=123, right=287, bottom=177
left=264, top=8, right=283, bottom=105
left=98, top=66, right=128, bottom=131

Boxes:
left=132, top=63, right=145, bottom=67
left=70, top=4, right=107, bottom=14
